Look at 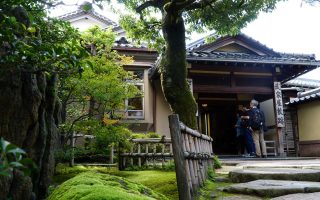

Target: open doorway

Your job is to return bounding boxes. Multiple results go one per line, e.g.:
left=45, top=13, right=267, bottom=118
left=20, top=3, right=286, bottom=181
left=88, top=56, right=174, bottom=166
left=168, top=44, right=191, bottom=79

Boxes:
left=197, top=94, right=273, bottom=155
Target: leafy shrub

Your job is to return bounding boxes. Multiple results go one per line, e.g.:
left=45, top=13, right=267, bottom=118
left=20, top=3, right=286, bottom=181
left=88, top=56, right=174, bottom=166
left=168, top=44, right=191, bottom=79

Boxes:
left=213, top=155, right=222, bottom=169
left=124, top=161, right=175, bottom=171
left=94, top=125, right=133, bottom=151
left=207, top=167, right=216, bottom=181
left=0, top=138, right=36, bottom=177
left=131, top=132, right=161, bottom=139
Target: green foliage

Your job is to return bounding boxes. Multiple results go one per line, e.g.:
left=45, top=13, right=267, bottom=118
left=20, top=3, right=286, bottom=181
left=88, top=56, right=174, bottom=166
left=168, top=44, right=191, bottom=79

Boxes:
left=213, top=155, right=222, bottom=169
left=119, top=15, right=164, bottom=51
left=57, top=26, right=140, bottom=164
left=0, top=0, right=87, bottom=73
left=131, top=132, right=161, bottom=139
left=117, top=0, right=281, bottom=50
left=94, top=125, right=133, bottom=151
left=49, top=171, right=169, bottom=200
left=207, top=167, right=216, bottom=182
left=124, top=161, right=175, bottom=171
left=0, top=138, right=36, bottom=177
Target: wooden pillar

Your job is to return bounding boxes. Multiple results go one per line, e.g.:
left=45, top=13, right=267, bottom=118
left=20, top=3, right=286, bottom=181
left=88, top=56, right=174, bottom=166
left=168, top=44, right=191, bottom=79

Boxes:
left=169, top=115, right=191, bottom=200
left=274, top=82, right=286, bottom=157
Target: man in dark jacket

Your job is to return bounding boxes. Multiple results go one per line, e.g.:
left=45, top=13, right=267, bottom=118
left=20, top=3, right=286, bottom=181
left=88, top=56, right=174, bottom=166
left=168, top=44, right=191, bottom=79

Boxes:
left=248, top=99, right=267, bottom=158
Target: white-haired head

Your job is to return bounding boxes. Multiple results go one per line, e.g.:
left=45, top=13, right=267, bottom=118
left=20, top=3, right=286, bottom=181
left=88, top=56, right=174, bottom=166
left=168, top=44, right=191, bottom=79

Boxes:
left=250, top=99, right=259, bottom=107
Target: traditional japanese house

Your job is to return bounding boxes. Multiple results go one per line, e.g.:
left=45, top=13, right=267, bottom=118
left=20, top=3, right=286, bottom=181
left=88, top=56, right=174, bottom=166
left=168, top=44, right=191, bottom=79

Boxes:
left=152, top=34, right=320, bottom=156
left=60, top=7, right=320, bottom=156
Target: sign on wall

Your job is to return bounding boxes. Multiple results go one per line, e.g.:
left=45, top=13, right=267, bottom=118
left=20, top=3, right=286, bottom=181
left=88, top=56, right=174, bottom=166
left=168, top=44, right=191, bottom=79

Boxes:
left=274, top=82, right=285, bottom=127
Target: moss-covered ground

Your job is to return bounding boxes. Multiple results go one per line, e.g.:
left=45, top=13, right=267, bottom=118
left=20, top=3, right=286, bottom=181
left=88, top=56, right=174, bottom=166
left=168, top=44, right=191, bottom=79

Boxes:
left=49, top=171, right=168, bottom=200
left=51, top=164, right=258, bottom=200
left=52, top=164, right=178, bottom=199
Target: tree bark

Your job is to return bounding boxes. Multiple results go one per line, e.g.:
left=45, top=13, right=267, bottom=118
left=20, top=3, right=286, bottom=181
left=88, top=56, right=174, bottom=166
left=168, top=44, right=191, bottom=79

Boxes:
left=0, top=68, right=61, bottom=200
left=161, top=10, right=198, bottom=129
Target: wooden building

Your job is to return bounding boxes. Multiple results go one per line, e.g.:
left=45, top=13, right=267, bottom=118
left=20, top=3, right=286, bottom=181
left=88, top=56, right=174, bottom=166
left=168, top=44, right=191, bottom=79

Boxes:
left=60, top=8, right=320, bottom=156
left=152, top=34, right=320, bottom=156
left=285, top=80, right=320, bottom=157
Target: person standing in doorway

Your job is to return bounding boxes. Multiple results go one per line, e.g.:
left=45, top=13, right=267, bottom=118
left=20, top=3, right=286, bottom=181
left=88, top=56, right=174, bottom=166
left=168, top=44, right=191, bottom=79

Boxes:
left=237, top=105, right=256, bottom=157
left=248, top=99, right=267, bottom=158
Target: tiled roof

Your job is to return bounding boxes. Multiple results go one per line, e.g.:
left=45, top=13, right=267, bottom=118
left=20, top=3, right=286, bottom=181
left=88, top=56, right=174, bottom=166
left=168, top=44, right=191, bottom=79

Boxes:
left=286, top=92, right=320, bottom=105
left=113, top=37, right=149, bottom=50
left=187, top=33, right=278, bottom=56
left=187, top=51, right=320, bottom=66
left=284, top=78, right=320, bottom=88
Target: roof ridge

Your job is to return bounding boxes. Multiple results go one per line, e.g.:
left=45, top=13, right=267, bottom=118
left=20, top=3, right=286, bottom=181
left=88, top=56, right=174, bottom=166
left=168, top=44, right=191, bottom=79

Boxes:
left=57, top=8, right=118, bottom=27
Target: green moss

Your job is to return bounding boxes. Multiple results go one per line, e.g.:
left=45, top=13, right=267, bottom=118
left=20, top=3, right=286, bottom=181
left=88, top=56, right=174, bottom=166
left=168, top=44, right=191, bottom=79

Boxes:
left=53, top=164, right=178, bottom=199
left=49, top=171, right=168, bottom=200
left=111, top=170, right=178, bottom=200
left=197, top=179, right=233, bottom=200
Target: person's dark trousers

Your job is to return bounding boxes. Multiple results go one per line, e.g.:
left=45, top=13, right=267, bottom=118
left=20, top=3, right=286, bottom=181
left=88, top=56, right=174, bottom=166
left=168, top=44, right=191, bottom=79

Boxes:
left=237, top=134, right=246, bottom=155
left=243, top=128, right=256, bottom=155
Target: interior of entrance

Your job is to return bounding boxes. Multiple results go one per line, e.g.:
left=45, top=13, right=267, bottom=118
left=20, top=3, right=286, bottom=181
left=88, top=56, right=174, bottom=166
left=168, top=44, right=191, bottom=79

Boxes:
left=197, top=93, right=273, bottom=155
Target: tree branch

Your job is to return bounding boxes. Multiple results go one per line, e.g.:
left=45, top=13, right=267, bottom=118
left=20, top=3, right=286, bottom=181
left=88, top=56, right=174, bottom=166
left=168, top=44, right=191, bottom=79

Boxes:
left=136, top=1, right=157, bottom=13
left=184, top=0, right=218, bottom=11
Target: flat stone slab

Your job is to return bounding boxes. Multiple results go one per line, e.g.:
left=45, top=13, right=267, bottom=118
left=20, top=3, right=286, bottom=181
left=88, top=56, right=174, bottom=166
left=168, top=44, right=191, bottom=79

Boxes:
left=223, top=179, right=320, bottom=197
left=229, top=168, right=320, bottom=183
left=271, top=192, right=320, bottom=200
left=220, top=195, right=262, bottom=200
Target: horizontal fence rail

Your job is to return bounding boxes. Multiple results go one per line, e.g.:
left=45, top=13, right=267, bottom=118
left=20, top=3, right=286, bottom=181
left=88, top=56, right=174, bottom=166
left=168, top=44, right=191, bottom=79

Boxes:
left=120, top=137, right=173, bottom=169
left=169, top=114, right=214, bottom=200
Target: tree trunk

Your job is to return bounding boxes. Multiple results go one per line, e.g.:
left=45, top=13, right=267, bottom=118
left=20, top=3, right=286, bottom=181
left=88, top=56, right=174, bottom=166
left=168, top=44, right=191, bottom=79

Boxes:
left=0, top=68, right=61, bottom=200
left=161, top=11, right=197, bottom=129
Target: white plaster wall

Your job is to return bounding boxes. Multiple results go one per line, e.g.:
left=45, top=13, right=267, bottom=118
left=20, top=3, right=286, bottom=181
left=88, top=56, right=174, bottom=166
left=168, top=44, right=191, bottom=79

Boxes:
left=155, top=80, right=172, bottom=137
left=69, top=15, right=111, bottom=31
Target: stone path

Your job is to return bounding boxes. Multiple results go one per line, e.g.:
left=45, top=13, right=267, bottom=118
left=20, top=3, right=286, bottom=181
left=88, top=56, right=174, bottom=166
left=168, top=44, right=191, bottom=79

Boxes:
left=223, top=179, right=320, bottom=197
left=216, top=158, right=320, bottom=199
left=229, top=168, right=320, bottom=183
left=271, top=192, right=320, bottom=200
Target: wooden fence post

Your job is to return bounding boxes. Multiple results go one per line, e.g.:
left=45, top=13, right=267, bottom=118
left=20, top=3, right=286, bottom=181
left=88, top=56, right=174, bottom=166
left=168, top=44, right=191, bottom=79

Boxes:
left=169, top=114, right=191, bottom=200
left=109, top=145, right=114, bottom=164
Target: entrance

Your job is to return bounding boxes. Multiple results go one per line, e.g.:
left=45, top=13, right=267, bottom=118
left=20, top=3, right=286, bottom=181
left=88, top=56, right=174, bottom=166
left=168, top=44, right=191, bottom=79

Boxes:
left=197, top=94, right=273, bottom=155
left=199, top=102, right=239, bottom=155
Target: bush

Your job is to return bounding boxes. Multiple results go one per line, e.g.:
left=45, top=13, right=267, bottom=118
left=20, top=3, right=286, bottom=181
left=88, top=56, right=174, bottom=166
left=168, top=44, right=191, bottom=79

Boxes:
left=94, top=125, right=133, bottom=151
left=207, top=167, right=216, bottom=181
left=131, top=132, right=161, bottom=139
left=213, top=155, right=222, bottom=169
left=0, top=137, right=36, bottom=177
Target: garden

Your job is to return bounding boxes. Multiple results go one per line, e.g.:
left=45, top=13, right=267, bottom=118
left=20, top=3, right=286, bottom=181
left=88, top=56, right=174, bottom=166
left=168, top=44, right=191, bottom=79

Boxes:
left=0, top=0, right=282, bottom=199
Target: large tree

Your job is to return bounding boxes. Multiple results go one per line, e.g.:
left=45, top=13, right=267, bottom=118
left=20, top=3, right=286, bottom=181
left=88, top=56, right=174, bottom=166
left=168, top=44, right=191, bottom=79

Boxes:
left=117, top=0, right=281, bottom=128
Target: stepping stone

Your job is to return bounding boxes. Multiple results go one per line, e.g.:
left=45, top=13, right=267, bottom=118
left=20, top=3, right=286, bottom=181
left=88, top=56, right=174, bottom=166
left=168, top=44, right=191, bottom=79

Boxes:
left=229, top=168, right=320, bottom=183
left=271, top=192, right=320, bottom=200
left=223, top=179, right=320, bottom=198
left=220, top=195, right=262, bottom=200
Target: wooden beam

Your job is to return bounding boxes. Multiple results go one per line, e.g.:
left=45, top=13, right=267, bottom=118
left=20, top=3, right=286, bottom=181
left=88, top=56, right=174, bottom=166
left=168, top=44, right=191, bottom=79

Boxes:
left=193, top=85, right=273, bottom=94
left=189, top=70, right=230, bottom=75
